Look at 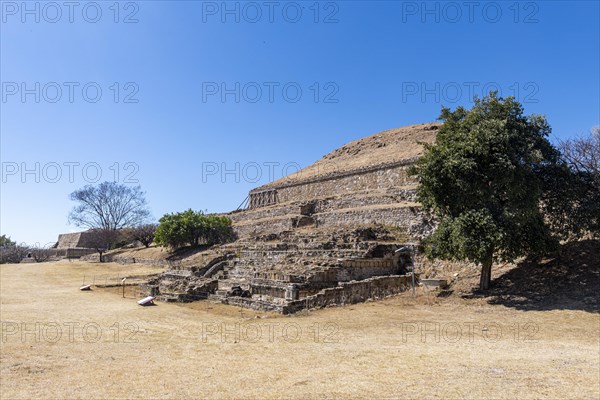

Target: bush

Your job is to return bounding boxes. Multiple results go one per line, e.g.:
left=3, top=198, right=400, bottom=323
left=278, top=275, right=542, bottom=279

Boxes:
left=154, top=210, right=234, bottom=250
left=0, top=244, right=30, bottom=264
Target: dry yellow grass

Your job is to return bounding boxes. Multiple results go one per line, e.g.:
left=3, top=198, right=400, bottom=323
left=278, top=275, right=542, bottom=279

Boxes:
left=1, top=260, right=599, bottom=399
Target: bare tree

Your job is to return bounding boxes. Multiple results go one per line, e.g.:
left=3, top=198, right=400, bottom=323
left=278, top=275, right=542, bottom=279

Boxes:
left=0, top=242, right=30, bottom=264
left=549, top=127, right=600, bottom=238
left=129, top=224, right=158, bottom=247
left=31, top=244, right=52, bottom=263
left=69, top=182, right=151, bottom=230
left=86, top=229, right=121, bottom=262
left=558, top=126, right=600, bottom=176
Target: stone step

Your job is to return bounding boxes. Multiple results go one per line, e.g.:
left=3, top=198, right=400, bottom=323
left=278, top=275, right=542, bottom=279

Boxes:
left=157, top=293, right=182, bottom=302
left=162, top=269, right=192, bottom=278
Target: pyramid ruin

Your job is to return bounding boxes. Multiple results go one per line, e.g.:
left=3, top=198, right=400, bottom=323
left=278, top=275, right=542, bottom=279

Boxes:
left=56, top=231, right=97, bottom=249
left=145, top=123, right=440, bottom=313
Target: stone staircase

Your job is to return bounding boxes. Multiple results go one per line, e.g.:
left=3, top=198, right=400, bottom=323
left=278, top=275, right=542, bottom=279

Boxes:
left=143, top=226, right=415, bottom=311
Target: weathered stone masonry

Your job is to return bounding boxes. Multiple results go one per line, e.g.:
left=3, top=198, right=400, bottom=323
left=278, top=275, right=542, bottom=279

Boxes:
left=249, top=159, right=417, bottom=208
left=145, top=123, right=438, bottom=313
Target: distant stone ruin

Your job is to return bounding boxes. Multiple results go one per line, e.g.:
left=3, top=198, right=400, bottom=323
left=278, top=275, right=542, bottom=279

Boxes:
left=57, top=231, right=92, bottom=249
left=55, top=231, right=97, bottom=258
left=144, top=123, right=439, bottom=313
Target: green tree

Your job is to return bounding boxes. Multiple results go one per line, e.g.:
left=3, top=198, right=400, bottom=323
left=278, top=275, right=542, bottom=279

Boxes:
left=154, top=209, right=233, bottom=250
left=411, top=92, right=560, bottom=290
left=205, top=215, right=235, bottom=244
left=0, top=235, right=16, bottom=248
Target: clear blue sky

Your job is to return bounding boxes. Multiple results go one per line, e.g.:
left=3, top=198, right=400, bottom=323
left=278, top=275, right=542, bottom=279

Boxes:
left=1, top=0, right=599, bottom=246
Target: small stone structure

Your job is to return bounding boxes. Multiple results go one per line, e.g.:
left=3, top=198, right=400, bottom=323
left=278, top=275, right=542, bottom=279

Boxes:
left=144, top=123, right=437, bottom=313
left=53, top=231, right=97, bottom=258
left=56, top=231, right=97, bottom=250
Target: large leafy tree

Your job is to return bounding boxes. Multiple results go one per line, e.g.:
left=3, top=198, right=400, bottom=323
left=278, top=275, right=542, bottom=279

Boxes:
left=154, top=209, right=205, bottom=249
left=154, top=209, right=233, bottom=250
left=204, top=214, right=236, bottom=244
left=411, top=93, right=560, bottom=290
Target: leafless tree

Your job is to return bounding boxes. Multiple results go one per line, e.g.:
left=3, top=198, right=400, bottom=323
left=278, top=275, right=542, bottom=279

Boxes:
left=86, top=229, right=121, bottom=262
left=0, top=243, right=30, bottom=264
left=558, top=126, right=600, bottom=177
left=69, top=181, right=151, bottom=230
left=31, top=244, right=53, bottom=262
left=129, top=224, right=158, bottom=247
left=550, top=127, right=600, bottom=238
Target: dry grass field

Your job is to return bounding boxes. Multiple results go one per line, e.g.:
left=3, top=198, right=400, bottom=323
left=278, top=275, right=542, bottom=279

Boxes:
left=1, top=259, right=599, bottom=399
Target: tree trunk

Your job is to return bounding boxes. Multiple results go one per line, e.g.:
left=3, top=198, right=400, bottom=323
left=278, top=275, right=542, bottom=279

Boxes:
left=479, top=256, right=493, bottom=291
left=98, top=251, right=104, bottom=263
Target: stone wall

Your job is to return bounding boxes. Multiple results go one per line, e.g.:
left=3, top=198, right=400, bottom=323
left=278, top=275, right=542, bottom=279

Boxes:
left=223, top=297, right=286, bottom=313
left=337, top=258, right=399, bottom=281
left=228, top=203, right=300, bottom=224
left=314, top=205, right=432, bottom=238
left=221, top=275, right=410, bottom=314
left=259, top=162, right=415, bottom=205
left=232, top=216, right=294, bottom=238
left=26, top=248, right=96, bottom=259
left=63, top=248, right=96, bottom=258
left=230, top=188, right=417, bottom=227
left=250, top=280, right=287, bottom=298
left=283, top=275, right=410, bottom=314
left=231, top=203, right=429, bottom=239
left=81, top=253, right=172, bottom=267
left=311, top=188, right=417, bottom=213
left=252, top=271, right=305, bottom=283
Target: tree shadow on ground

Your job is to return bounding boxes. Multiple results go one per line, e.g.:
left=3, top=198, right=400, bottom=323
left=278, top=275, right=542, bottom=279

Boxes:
left=166, top=244, right=213, bottom=262
left=464, top=239, right=600, bottom=313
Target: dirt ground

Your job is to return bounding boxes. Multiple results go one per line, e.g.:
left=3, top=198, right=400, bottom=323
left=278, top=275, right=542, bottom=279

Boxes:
left=1, top=260, right=599, bottom=399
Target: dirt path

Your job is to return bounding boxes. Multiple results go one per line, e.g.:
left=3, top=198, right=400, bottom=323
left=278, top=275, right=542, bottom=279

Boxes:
left=1, top=261, right=599, bottom=399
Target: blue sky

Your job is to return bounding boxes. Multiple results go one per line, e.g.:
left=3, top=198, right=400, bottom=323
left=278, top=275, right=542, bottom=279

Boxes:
left=1, top=0, right=599, bottom=245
